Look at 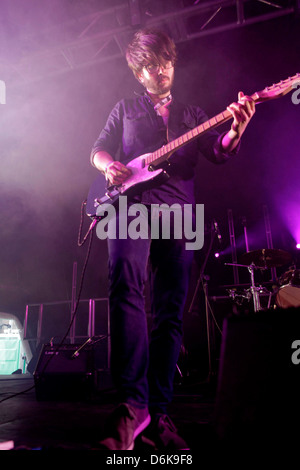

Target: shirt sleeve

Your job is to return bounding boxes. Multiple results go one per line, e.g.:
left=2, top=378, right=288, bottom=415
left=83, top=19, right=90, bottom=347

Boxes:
left=213, top=131, right=241, bottom=163
left=194, top=105, right=241, bottom=165
left=90, top=100, right=124, bottom=167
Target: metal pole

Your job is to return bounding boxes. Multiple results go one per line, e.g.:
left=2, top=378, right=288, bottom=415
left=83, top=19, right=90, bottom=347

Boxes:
left=70, top=262, right=77, bottom=343
left=248, top=264, right=262, bottom=312
left=242, top=216, right=250, bottom=252
left=37, top=304, right=44, bottom=346
left=228, top=209, right=239, bottom=285
left=263, top=205, right=277, bottom=281
left=24, top=304, right=29, bottom=339
left=88, top=299, right=95, bottom=338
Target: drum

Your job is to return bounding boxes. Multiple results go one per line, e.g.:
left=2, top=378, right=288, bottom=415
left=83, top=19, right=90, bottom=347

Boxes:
left=276, top=269, right=300, bottom=308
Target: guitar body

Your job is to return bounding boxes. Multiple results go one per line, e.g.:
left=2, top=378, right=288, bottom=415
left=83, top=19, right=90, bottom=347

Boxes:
left=86, top=153, right=170, bottom=217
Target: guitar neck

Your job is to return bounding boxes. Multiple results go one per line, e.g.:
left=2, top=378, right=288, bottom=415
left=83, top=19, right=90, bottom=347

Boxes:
left=145, top=90, right=263, bottom=169
left=146, top=108, right=233, bottom=168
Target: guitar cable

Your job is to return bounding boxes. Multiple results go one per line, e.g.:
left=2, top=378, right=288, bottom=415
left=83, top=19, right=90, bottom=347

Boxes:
left=78, top=199, right=99, bottom=247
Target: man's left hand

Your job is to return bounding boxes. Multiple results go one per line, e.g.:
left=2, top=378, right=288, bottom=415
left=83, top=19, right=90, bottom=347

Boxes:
left=227, top=91, right=256, bottom=139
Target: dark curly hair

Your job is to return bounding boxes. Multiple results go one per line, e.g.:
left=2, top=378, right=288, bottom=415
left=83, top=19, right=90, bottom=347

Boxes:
left=126, top=28, right=177, bottom=79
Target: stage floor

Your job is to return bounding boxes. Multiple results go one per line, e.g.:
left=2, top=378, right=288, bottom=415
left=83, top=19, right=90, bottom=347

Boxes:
left=0, top=374, right=216, bottom=452
left=1, top=372, right=297, bottom=466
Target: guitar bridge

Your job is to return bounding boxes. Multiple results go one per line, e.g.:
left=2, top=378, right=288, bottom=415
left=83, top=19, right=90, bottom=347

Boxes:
left=93, top=188, right=120, bottom=208
left=105, top=189, right=118, bottom=200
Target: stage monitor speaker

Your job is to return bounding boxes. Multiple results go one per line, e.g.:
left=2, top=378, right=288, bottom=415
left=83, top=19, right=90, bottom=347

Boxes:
left=214, top=307, right=300, bottom=446
left=34, top=343, right=95, bottom=401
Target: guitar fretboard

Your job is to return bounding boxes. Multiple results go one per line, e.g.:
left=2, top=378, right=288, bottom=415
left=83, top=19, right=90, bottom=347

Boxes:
left=145, top=108, right=232, bottom=167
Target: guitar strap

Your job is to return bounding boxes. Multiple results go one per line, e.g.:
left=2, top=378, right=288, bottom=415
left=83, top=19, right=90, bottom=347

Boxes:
left=153, top=93, right=172, bottom=141
left=153, top=93, right=172, bottom=115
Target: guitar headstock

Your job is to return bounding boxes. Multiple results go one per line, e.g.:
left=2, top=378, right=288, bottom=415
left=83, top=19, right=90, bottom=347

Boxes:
left=252, top=73, right=300, bottom=103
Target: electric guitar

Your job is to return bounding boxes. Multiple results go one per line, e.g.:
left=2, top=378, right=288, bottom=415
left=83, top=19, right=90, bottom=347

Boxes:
left=86, top=74, right=300, bottom=218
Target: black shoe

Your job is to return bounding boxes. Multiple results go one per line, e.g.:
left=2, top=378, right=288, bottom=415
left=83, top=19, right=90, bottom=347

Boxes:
left=144, top=414, right=190, bottom=450
left=99, top=403, right=151, bottom=450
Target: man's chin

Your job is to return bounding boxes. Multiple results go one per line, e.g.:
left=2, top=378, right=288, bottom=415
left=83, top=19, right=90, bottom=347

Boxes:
left=157, top=83, right=171, bottom=95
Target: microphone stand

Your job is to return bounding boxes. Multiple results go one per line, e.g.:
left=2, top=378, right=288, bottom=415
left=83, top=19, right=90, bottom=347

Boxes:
left=71, top=335, right=107, bottom=359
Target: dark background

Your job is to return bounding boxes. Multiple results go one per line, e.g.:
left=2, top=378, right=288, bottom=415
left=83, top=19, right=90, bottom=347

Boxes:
left=0, top=1, right=299, bottom=354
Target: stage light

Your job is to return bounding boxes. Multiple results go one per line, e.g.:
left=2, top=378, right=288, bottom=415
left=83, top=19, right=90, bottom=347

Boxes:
left=296, top=243, right=300, bottom=249
left=214, top=252, right=220, bottom=258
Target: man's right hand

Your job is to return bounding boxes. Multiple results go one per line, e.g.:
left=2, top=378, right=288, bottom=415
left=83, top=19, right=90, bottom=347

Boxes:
left=105, top=161, right=132, bottom=186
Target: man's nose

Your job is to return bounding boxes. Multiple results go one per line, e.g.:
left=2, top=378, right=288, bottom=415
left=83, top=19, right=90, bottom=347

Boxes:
left=158, top=64, right=167, bottom=73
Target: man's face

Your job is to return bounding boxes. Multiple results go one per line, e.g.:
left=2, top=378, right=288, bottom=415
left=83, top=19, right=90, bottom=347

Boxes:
left=139, top=60, right=174, bottom=96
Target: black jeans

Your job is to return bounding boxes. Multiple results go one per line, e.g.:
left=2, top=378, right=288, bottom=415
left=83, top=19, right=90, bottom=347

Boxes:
left=107, top=204, right=194, bottom=414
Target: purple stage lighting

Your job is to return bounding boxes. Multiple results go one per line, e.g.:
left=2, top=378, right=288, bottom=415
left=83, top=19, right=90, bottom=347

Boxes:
left=275, top=191, right=300, bottom=252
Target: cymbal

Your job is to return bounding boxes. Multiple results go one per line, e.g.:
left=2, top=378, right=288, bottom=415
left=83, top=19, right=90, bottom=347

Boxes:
left=240, top=248, right=292, bottom=268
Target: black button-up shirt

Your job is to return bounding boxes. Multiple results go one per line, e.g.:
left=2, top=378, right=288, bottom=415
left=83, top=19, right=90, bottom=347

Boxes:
left=91, top=93, right=239, bottom=206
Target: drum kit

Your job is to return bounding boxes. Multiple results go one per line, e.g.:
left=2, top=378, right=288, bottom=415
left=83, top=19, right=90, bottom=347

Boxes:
left=225, top=248, right=300, bottom=312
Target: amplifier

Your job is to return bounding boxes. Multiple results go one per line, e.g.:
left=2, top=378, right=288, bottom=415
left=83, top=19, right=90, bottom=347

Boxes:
left=34, top=343, right=95, bottom=401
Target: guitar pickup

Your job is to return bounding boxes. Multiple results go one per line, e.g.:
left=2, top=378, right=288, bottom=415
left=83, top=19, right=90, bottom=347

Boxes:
left=105, top=188, right=121, bottom=200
